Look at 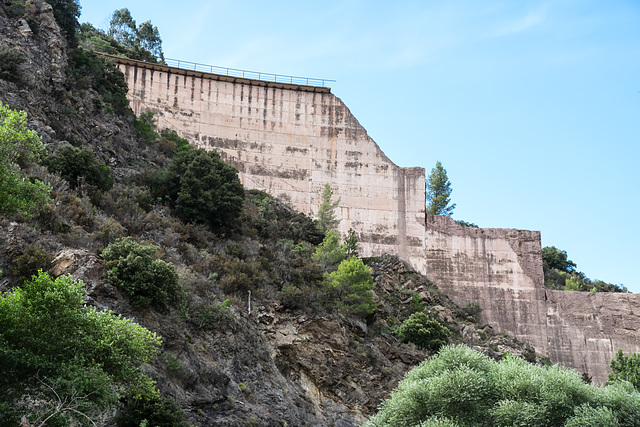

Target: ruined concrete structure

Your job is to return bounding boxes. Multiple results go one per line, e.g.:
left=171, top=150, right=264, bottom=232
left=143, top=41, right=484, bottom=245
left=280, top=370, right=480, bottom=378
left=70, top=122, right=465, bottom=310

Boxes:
left=115, top=57, right=638, bottom=383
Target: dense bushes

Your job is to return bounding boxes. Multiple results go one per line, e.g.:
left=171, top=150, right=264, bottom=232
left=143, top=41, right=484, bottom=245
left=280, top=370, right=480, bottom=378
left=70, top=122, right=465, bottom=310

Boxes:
left=247, top=189, right=324, bottom=244
left=45, top=145, right=114, bottom=191
left=45, top=0, right=81, bottom=45
left=190, top=299, right=233, bottom=330
left=394, top=312, right=450, bottom=352
left=115, top=391, right=186, bottom=427
left=609, top=349, right=640, bottom=391
left=0, top=271, right=162, bottom=426
left=366, top=345, right=640, bottom=427
left=543, top=246, right=627, bottom=292
left=312, top=230, right=347, bottom=272
left=68, top=47, right=130, bottom=114
left=0, top=102, right=50, bottom=219
left=146, top=148, right=245, bottom=231
left=174, top=149, right=244, bottom=229
left=0, top=47, right=25, bottom=82
left=10, top=244, right=53, bottom=283
left=102, top=237, right=182, bottom=310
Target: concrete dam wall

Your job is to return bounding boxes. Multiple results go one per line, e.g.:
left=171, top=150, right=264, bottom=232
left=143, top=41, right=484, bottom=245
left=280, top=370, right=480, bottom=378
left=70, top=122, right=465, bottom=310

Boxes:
left=115, top=57, right=639, bottom=383
left=116, top=56, right=426, bottom=275
left=425, top=215, right=640, bottom=383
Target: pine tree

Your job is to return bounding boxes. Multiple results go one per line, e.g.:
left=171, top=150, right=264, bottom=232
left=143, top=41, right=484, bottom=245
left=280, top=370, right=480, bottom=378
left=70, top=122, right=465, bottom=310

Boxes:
left=426, top=161, right=455, bottom=216
left=317, top=183, right=340, bottom=232
left=344, top=228, right=359, bottom=258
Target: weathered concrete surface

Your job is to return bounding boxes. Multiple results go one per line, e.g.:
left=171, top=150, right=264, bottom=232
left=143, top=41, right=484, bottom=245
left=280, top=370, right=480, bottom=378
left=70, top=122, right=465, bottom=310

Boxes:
left=425, top=214, right=640, bottom=383
left=546, top=290, right=640, bottom=383
left=425, top=214, right=549, bottom=357
left=115, top=58, right=639, bottom=384
left=116, top=57, right=427, bottom=274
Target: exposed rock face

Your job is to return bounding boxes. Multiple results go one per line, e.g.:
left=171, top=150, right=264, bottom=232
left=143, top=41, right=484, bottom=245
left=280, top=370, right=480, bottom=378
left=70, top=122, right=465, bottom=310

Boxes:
left=0, top=0, right=67, bottom=118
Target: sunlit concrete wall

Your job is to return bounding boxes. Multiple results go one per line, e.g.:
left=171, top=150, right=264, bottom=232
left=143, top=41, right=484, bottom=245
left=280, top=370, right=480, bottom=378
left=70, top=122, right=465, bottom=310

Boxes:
left=425, top=214, right=640, bottom=384
left=546, top=290, right=640, bottom=384
left=425, top=214, right=549, bottom=357
left=116, top=57, right=426, bottom=273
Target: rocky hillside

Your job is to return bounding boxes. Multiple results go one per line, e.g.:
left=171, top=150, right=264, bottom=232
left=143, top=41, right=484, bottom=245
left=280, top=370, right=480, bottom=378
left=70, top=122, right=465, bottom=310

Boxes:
left=0, top=2, right=543, bottom=425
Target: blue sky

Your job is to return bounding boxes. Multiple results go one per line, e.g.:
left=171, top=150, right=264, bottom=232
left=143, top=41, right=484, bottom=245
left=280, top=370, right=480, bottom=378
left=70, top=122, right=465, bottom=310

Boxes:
left=81, top=1, right=640, bottom=292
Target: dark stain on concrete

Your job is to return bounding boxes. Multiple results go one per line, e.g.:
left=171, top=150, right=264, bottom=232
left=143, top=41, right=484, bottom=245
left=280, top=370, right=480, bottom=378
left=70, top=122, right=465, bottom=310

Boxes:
left=286, top=146, right=309, bottom=155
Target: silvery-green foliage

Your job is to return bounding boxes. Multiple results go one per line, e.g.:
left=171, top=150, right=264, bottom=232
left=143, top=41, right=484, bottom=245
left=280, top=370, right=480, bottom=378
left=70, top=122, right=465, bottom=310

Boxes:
left=592, top=381, right=640, bottom=427
left=418, top=416, right=460, bottom=427
left=565, top=405, right=619, bottom=427
left=366, top=344, right=640, bottom=427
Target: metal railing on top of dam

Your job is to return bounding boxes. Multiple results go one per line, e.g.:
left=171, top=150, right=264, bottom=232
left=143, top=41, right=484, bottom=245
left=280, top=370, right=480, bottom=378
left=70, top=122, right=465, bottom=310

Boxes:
left=164, top=58, right=335, bottom=88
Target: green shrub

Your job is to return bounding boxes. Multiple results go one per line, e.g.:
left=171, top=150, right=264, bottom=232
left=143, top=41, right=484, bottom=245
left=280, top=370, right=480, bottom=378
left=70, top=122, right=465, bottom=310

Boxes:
left=219, top=258, right=265, bottom=294
left=174, top=149, right=245, bottom=230
left=394, top=312, right=450, bottom=352
left=102, top=237, right=182, bottom=310
left=325, top=257, right=376, bottom=316
left=344, top=228, right=359, bottom=258
left=0, top=271, right=161, bottom=426
left=0, top=102, right=51, bottom=218
left=115, top=390, right=186, bottom=427
left=316, top=183, right=340, bottom=232
left=312, top=230, right=347, bottom=272
left=147, top=148, right=244, bottom=230
left=0, top=47, right=25, bottom=81
left=280, top=285, right=305, bottom=309
left=609, top=349, right=640, bottom=391
left=190, top=301, right=234, bottom=330
left=10, top=244, right=53, bottom=283
left=280, top=211, right=324, bottom=245
left=134, top=111, right=157, bottom=142
left=254, top=193, right=278, bottom=238
left=157, top=128, right=189, bottom=156
left=367, top=345, right=640, bottom=427
left=3, top=1, right=26, bottom=18
left=45, top=145, right=113, bottom=191
left=565, top=405, right=620, bottom=427
left=45, top=0, right=81, bottom=45
left=69, top=49, right=130, bottom=114
left=418, top=416, right=460, bottom=427
left=408, top=292, right=425, bottom=313
left=461, top=302, right=482, bottom=320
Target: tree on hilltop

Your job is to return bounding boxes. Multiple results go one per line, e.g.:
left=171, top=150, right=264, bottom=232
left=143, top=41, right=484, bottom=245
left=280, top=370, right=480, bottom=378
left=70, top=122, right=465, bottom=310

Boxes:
left=426, top=161, right=455, bottom=216
left=542, top=246, right=577, bottom=273
left=108, top=8, right=164, bottom=62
